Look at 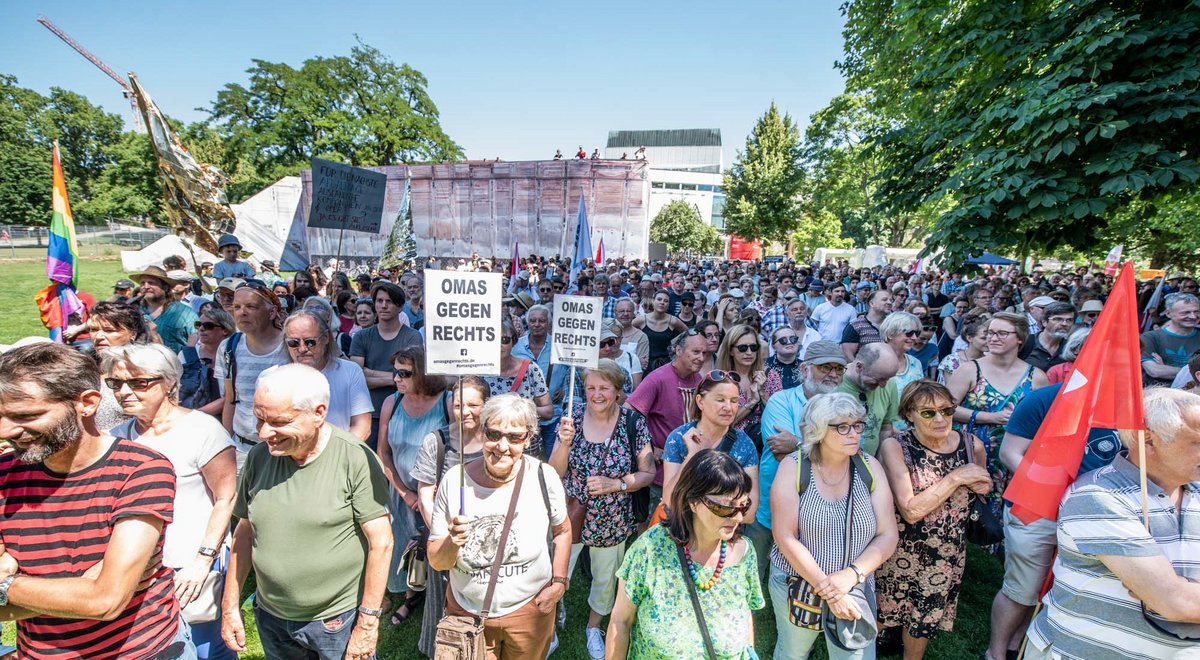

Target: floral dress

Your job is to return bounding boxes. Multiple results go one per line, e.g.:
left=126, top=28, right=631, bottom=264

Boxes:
left=958, top=359, right=1035, bottom=521
left=563, top=407, right=650, bottom=547
left=617, top=525, right=764, bottom=659
left=876, top=430, right=971, bottom=639
left=763, top=356, right=803, bottom=400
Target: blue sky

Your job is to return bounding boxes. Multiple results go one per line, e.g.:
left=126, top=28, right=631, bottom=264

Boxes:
left=1, top=0, right=848, bottom=166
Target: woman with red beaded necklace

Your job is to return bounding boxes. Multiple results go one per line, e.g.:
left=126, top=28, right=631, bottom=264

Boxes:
left=606, top=450, right=764, bottom=659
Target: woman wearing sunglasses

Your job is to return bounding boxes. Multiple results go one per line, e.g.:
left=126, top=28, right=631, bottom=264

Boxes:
left=179, top=305, right=235, bottom=417
left=598, top=325, right=643, bottom=394
left=608, top=450, right=764, bottom=659
left=427, top=394, right=571, bottom=659
left=377, top=345, right=452, bottom=626
left=881, top=312, right=928, bottom=430
left=87, top=301, right=158, bottom=431
left=548, top=360, right=656, bottom=659
left=875, top=381, right=990, bottom=660
left=764, top=326, right=804, bottom=401
left=104, top=342, right=238, bottom=660
left=769, top=392, right=898, bottom=660
left=660, top=368, right=760, bottom=525
left=716, top=324, right=769, bottom=452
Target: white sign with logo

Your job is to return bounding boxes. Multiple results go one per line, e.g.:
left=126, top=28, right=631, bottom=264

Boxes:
left=551, top=294, right=603, bottom=369
left=424, top=270, right=503, bottom=375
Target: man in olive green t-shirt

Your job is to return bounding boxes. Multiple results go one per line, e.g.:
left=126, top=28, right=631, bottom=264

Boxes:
left=221, top=364, right=393, bottom=660
left=838, top=342, right=900, bottom=455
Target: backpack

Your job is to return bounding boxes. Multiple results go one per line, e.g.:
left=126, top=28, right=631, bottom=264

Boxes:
left=179, top=346, right=220, bottom=410
left=796, top=450, right=876, bottom=496
left=222, top=332, right=244, bottom=404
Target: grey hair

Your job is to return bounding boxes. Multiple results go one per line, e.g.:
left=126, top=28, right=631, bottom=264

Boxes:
left=256, top=364, right=330, bottom=411
left=283, top=309, right=340, bottom=367
left=1165, top=292, right=1199, bottom=311
left=526, top=304, right=551, bottom=319
left=880, top=311, right=921, bottom=340
left=301, top=295, right=337, bottom=326
left=1060, top=327, right=1091, bottom=362
left=799, top=392, right=866, bottom=463
left=200, top=305, right=236, bottom=332
left=1120, top=388, right=1200, bottom=448
left=100, top=343, right=184, bottom=402
left=479, top=392, right=539, bottom=435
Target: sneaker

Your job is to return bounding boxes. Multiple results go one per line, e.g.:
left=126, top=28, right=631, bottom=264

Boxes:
left=548, top=632, right=559, bottom=656
left=585, top=627, right=606, bottom=660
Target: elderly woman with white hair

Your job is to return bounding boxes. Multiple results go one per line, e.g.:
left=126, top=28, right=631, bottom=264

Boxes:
left=104, top=342, right=238, bottom=660
left=427, top=393, right=571, bottom=659
left=769, top=391, right=898, bottom=660
left=881, top=311, right=927, bottom=431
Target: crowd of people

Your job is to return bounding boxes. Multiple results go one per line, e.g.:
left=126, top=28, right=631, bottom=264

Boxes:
left=0, top=239, right=1198, bottom=660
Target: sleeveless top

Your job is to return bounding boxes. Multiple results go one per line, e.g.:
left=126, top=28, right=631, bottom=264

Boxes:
left=644, top=322, right=680, bottom=362
left=771, top=455, right=877, bottom=579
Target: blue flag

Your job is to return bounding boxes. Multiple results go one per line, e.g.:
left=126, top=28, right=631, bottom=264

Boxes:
left=570, top=192, right=592, bottom=286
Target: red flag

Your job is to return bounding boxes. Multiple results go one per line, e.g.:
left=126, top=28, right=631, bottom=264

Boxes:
left=507, top=241, right=520, bottom=293
left=595, top=237, right=605, bottom=266
left=1004, top=261, right=1145, bottom=523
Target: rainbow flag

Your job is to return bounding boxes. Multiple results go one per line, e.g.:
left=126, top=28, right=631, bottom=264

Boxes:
left=38, top=142, right=83, bottom=342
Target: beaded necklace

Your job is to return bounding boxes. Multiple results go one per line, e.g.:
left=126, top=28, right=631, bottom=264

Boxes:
left=684, top=540, right=728, bottom=590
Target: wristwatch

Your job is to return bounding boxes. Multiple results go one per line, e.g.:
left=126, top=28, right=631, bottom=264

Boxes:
left=357, top=606, right=383, bottom=618
left=551, top=576, right=570, bottom=590
left=198, top=546, right=218, bottom=558
left=0, top=574, right=15, bottom=607
left=848, top=563, right=866, bottom=585
left=619, top=477, right=629, bottom=492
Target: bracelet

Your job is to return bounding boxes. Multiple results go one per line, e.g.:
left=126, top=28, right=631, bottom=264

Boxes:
left=357, top=605, right=383, bottom=618
left=551, top=576, right=570, bottom=589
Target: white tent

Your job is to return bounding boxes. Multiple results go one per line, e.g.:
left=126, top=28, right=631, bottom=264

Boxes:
left=120, top=234, right=219, bottom=273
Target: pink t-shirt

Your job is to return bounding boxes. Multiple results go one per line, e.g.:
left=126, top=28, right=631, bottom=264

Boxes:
left=627, top=362, right=703, bottom=485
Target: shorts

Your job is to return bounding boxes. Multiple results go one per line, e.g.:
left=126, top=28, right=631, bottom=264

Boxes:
left=1000, top=507, right=1057, bottom=607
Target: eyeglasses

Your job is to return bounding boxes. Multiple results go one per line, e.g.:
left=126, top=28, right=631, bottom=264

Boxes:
left=702, top=369, right=742, bottom=385
left=828, top=421, right=867, bottom=435
left=916, top=407, right=956, bottom=420
left=194, top=321, right=224, bottom=331
left=734, top=343, right=760, bottom=353
left=392, top=368, right=415, bottom=379
left=104, top=376, right=163, bottom=392
left=285, top=337, right=323, bottom=349
left=600, top=338, right=617, bottom=348
left=775, top=335, right=799, bottom=345
left=702, top=497, right=751, bottom=518
left=484, top=429, right=530, bottom=444
left=811, top=362, right=846, bottom=376
left=985, top=329, right=1014, bottom=340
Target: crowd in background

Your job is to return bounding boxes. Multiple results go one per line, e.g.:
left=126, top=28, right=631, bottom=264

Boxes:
left=0, top=237, right=1198, bottom=660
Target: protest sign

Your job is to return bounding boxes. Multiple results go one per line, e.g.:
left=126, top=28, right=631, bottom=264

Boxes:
left=307, top=158, right=387, bottom=234
left=424, top=270, right=502, bottom=375
left=551, top=294, right=602, bottom=369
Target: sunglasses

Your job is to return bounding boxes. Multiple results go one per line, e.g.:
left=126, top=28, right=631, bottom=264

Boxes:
left=600, top=338, right=617, bottom=348
left=500, top=336, right=514, bottom=345
left=484, top=429, right=529, bottom=444
left=829, top=421, right=867, bottom=436
left=702, top=496, right=751, bottom=518
left=236, top=279, right=270, bottom=291
left=194, top=321, right=224, bottom=331
left=734, top=343, right=760, bottom=353
left=903, top=330, right=921, bottom=338
left=285, top=337, right=323, bottom=349
left=105, top=376, right=163, bottom=392
left=775, top=335, right=799, bottom=345
left=392, top=368, right=415, bottom=379
left=702, top=369, right=742, bottom=385
left=916, top=407, right=956, bottom=420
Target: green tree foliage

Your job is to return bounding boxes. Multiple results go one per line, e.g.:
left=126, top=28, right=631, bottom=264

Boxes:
left=839, top=0, right=1200, bottom=266
left=722, top=103, right=805, bottom=243
left=207, top=40, right=464, bottom=181
left=791, top=209, right=854, bottom=261
left=650, top=200, right=723, bottom=255
left=1101, top=186, right=1200, bottom=269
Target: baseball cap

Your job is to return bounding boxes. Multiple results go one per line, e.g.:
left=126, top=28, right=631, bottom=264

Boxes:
left=218, top=277, right=246, bottom=292
left=856, top=281, right=875, bottom=290
left=114, top=278, right=135, bottom=290
left=803, top=340, right=847, bottom=366
left=809, top=280, right=826, bottom=292
left=729, top=288, right=746, bottom=299
left=1080, top=300, right=1104, bottom=313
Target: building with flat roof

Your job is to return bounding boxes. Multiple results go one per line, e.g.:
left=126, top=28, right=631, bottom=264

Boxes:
left=605, top=128, right=726, bottom=230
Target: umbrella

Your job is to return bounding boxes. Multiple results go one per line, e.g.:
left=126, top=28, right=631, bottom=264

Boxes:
left=965, top=251, right=1018, bottom=266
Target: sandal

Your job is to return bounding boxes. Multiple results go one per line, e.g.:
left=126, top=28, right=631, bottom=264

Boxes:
left=390, top=592, right=425, bottom=625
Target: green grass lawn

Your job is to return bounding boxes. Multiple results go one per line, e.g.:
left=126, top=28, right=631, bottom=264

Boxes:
left=0, top=256, right=128, bottom=343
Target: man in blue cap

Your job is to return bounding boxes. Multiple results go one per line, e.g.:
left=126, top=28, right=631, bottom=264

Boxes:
left=213, top=234, right=256, bottom=280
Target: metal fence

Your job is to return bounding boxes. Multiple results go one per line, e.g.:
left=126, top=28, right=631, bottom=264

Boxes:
left=0, top=223, right=169, bottom=250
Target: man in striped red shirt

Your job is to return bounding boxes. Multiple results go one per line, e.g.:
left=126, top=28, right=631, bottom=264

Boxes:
left=0, top=343, right=195, bottom=660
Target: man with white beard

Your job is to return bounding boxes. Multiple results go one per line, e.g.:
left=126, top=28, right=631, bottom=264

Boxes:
left=1019, top=301, right=1075, bottom=372
left=743, top=340, right=848, bottom=584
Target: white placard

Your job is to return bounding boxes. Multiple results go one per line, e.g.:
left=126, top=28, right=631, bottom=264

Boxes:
left=551, top=294, right=603, bottom=369
left=424, top=270, right=503, bottom=375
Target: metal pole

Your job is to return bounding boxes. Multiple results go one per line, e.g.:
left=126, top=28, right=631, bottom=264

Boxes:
left=458, top=375, right=466, bottom=516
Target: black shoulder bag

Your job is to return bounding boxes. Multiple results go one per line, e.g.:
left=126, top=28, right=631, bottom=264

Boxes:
left=962, top=434, right=1003, bottom=547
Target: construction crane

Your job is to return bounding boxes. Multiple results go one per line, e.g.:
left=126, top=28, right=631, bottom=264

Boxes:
left=36, top=15, right=144, bottom=132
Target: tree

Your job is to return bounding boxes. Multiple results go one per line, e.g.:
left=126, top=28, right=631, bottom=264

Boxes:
left=75, top=131, right=165, bottom=224
left=722, top=103, right=805, bottom=243
left=206, top=40, right=464, bottom=178
left=1101, top=185, right=1200, bottom=270
left=791, top=209, right=854, bottom=261
left=839, top=0, right=1200, bottom=266
left=650, top=200, right=723, bottom=255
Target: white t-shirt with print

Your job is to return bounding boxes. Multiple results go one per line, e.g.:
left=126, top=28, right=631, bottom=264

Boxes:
left=430, top=457, right=566, bottom=617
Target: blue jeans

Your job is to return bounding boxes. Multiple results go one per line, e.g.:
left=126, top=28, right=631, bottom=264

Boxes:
left=189, top=619, right=236, bottom=660
left=768, top=565, right=874, bottom=660
left=254, top=603, right=370, bottom=660
left=160, top=617, right=199, bottom=660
